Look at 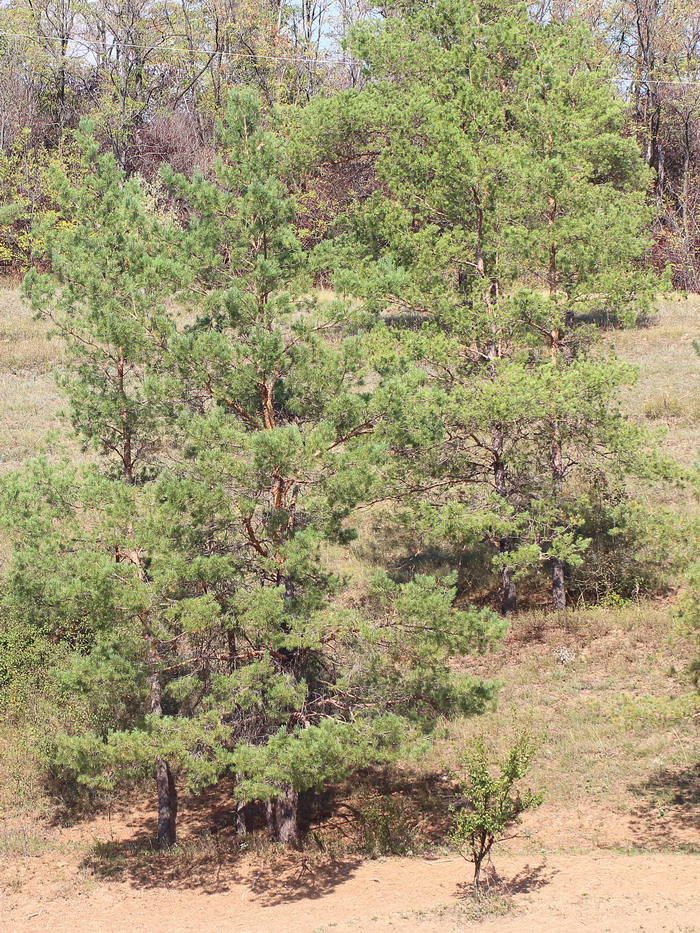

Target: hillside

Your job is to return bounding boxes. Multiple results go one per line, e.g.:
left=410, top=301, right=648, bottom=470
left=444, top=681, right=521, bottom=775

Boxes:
left=1, top=286, right=699, bottom=931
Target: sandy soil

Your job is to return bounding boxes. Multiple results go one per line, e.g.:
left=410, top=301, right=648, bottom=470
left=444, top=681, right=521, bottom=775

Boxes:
left=4, top=609, right=700, bottom=933
left=3, top=607, right=700, bottom=933
left=3, top=796, right=699, bottom=933
left=3, top=848, right=699, bottom=933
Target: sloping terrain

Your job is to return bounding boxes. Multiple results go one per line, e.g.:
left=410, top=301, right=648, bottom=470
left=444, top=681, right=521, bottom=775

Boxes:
left=1, top=287, right=700, bottom=931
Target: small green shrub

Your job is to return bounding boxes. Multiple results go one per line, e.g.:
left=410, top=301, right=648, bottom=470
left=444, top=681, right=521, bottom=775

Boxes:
left=677, top=561, right=700, bottom=688
left=609, top=694, right=699, bottom=725
left=599, top=592, right=632, bottom=610
left=0, top=821, right=49, bottom=858
left=451, top=733, right=543, bottom=890
left=0, top=608, right=64, bottom=710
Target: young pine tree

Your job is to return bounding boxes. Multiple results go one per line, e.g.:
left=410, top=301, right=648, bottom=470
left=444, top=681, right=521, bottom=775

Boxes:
left=23, top=125, right=185, bottom=484
left=21, top=133, right=188, bottom=845
left=155, top=89, right=505, bottom=842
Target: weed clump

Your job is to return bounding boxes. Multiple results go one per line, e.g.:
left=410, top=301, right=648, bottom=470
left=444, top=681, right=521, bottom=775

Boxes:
left=643, top=393, right=685, bottom=420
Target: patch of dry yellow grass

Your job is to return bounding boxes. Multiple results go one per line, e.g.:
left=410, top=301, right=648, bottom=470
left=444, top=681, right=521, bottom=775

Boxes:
left=610, top=294, right=700, bottom=471
left=426, top=604, right=699, bottom=832
left=0, top=285, right=68, bottom=474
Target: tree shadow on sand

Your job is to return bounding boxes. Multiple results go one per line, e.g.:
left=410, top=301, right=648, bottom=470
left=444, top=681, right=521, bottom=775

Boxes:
left=453, top=860, right=557, bottom=899
left=627, top=762, right=700, bottom=851
left=503, top=862, right=558, bottom=894
left=240, top=855, right=366, bottom=906
left=82, top=830, right=364, bottom=901
left=80, top=780, right=364, bottom=898
left=79, top=768, right=453, bottom=899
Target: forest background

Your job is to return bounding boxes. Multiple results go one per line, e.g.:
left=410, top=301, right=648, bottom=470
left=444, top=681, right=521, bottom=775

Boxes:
left=1, top=0, right=700, bottom=290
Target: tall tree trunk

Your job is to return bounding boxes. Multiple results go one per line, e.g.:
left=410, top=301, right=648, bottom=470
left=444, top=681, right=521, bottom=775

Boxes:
left=500, top=543, right=517, bottom=616
left=551, top=557, right=566, bottom=611
left=235, top=800, right=247, bottom=836
left=266, top=786, right=299, bottom=845
left=155, top=759, right=177, bottom=848
left=550, top=417, right=566, bottom=611
left=116, top=351, right=135, bottom=484
left=57, top=35, right=68, bottom=134
left=148, top=633, right=177, bottom=847
left=682, top=121, right=692, bottom=238
left=546, top=208, right=567, bottom=611
left=492, top=427, right=516, bottom=616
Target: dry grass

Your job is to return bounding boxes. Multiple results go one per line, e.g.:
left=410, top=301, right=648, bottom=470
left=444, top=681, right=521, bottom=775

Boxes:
left=0, top=725, right=47, bottom=817
left=412, top=891, right=518, bottom=924
left=0, top=286, right=60, bottom=373
left=0, top=819, right=52, bottom=859
left=610, top=294, right=700, bottom=470
left=0, top=284, right=68, bottom=474
left=424, top=603, right=700, bottom=852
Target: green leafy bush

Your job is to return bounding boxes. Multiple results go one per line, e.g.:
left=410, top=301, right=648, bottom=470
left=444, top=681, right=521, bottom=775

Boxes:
left=451, top=734, right=543, bottom=890
left=0, top=606, right=65, bottom=712
left=354, top=795, right=420, bottom=858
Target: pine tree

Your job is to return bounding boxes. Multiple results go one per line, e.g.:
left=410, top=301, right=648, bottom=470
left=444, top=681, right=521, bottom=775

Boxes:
left=23, top=124, right=184, bottom=484
left=2, top=91, right=506, bottom=849
left=298, top=0, right=665, bottom=611
left=21, top=131, right=188, bottom=845
left=154, top=88, right=504, bottom=841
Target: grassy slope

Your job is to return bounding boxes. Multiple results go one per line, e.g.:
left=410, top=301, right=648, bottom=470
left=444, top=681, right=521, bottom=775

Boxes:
left=441, top=295, right=700, bottom=848
left=435, top=605, right=699, bottom=853
left=0, top=288, right=67, bottom=473
left=0, top=286, right=699, bottom=875
left=611, top=296, right=700, bottom=470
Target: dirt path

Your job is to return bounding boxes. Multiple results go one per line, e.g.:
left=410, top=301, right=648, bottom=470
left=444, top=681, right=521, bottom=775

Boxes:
left=3, top=850, right=699, bottom=933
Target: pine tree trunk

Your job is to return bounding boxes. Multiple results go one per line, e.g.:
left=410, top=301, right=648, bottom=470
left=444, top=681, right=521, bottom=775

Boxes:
left=492, top=431, right=516, bottom=616
left=550, top=387, right=566, bottom=610
left=266, top=786, right=299, bottom=845
left=500, top=557, right=517, bottom=616
left=550, top=431, right=567, bottom=611
left=547, top=191, right=568, bottom=611
left=552, top=557, right=566, bottom=611
left=155, top=759, right=177, bottom=848
left=116, top=351, right=135, bottom=485
left=235, top=800, right=247, bottom=836
left=148, top=633, right=177, bottom=847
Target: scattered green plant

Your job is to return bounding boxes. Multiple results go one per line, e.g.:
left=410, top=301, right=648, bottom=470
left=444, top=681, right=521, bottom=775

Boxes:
left=450, top=733, right=543, bottom=890
left=353, top=795, right=421, bottom=858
